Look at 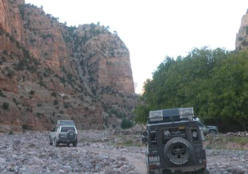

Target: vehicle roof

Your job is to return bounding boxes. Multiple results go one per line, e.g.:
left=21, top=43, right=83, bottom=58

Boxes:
left=58, top=120, right=74, bottom=121
left=59, top=125, right=77, bottom=128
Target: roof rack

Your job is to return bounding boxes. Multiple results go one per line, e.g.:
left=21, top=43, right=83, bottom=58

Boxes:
left=149, top=107, right=194, bottom=123
left=56, top=120, right=75, bottom=126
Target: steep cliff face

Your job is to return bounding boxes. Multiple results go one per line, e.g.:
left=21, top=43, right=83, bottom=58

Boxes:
left=0, top=0, right=136, bottom=132
left=0, top=0, right=24, bottom=43
left=236, top=10, right=248, bottom=50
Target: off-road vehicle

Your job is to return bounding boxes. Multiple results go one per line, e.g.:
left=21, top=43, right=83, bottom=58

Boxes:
left=142, top=107, right=207, bottom=174
left=193, top=118, right=218, bottom=135
left=49, top=124, right=78, bottom=147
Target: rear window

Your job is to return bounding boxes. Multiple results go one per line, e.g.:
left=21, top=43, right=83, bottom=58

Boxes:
left=61, top=127, right=75, bottom=132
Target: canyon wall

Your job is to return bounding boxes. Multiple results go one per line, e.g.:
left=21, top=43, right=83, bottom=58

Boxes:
left=0, top=0, right=136, bottom=132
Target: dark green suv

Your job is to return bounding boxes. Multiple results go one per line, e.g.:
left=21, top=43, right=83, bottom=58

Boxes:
left=143, top=108, right=208, bottom=174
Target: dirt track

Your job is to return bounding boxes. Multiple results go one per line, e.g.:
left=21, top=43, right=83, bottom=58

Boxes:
left=84, top=146, right=146, bottom=174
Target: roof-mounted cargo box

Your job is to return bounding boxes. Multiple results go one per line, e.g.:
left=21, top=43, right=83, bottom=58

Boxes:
left=149, top=107, right=194, bottom=123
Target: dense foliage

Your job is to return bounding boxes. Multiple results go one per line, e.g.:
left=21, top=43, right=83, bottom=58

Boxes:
left=135, top=48, right=248, bottom=132
left=121, top=118, right=134, bottom=129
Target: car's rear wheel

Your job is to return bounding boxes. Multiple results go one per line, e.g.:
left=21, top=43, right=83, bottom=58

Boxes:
left=147, top=169, right=161, bottom=174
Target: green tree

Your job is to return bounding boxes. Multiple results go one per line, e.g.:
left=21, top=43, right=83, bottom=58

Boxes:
left=135, top=48, right=248, bottom=131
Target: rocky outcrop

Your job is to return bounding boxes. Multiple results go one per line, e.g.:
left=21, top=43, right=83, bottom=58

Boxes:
left=236, top=10, right=248, bottom=50
left=0, top=0, right=136, bottom=131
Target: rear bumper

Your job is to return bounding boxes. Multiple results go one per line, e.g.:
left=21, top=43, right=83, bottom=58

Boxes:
left=163, top=164, right=206, bottom=173
left=57, top=137, right=77, bottom=144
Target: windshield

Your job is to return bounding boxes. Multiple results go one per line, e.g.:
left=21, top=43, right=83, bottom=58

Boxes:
left=195, top=121, right=205, bottom=127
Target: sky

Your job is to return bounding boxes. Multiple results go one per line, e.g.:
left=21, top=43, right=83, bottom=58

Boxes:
left=25, top=0, right=248, bottom=94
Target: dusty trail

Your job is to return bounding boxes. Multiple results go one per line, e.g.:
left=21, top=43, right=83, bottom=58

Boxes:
left=84, top=146, right=147, bottom=174
left=124, top=152, right=146, bottom=174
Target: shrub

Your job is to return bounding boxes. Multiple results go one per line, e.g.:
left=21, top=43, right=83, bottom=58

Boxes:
left=29, top=90, right=35, bottom=95
left=39, top=80, right=46, bottom=88
left=53, top=100, right=59, bottom=105
left=37, top=103, right=42, bottom=107
left=2, top=102, right=9, bottom=110
left=41, top=33, right=53, bottom=40
left=18, top=4, right=25, bottom=19
left=22, top=124, right=32, bottom=130
left=63, top=102, right=71, bottom=108
left=121, top=118, right=133, bottom=129
left=8, top=131, right=13, bottom=135
left=36, top=112, right=42, bottom=118
left=12, top=98, right=18, bottom=105
left=6, top=68, right=15, bottom=78
left=0, top=90, right=6, bottom=97
left=14, top=60, right=25, bottom=70
left=26, top=107, right=32, bottom=112
left=51, top=92, right=57, bottom=97
left=2, top=50, right=8, bottom=55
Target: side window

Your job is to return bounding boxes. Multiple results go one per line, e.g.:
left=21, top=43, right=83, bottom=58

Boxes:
left=196, top=121, right=204, bottom=127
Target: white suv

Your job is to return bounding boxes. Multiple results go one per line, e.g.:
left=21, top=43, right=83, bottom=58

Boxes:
left=49, top=125, right=78, bottom=147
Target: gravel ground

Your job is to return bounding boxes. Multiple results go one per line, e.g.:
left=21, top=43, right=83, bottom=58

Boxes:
left=0, top=131, right=135, bottom=174
left=0, top=131, right=248, bottom=174
left=207, top=149, right=248, bottom=174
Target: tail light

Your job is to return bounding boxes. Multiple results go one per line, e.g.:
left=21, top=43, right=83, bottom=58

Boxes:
left=150, top=132, right=157, bottom=145
left=148, top=155, right=160, bottom=162
left=148, top=154, right=160, bottom=168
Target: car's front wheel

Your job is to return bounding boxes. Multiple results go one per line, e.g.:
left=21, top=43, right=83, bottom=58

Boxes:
left=49, top=137, right=52, bottom=145
left=73, top=141, right=77, bottom=147
left=209, top=130, right=217, bottom=135
left=194, top=169, right=209, bottom=174
left=53, top=138, right=59, bottom=147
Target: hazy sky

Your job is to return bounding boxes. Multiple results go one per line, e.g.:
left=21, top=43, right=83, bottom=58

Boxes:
left=25, top=0, right=248, bottom=93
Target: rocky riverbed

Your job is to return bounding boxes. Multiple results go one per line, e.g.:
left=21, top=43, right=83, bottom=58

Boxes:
left=0, top=130, right=248, bottom=174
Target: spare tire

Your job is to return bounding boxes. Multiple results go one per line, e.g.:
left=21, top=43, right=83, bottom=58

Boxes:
left=67, top=130, right=76, bottom=140
left=164, top=137, right=193, bottom=165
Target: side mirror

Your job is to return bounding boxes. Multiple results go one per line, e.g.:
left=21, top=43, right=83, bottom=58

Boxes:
left=142, top=131, right=148, bottom=137
left=142, top=131, right=148, bottom=143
